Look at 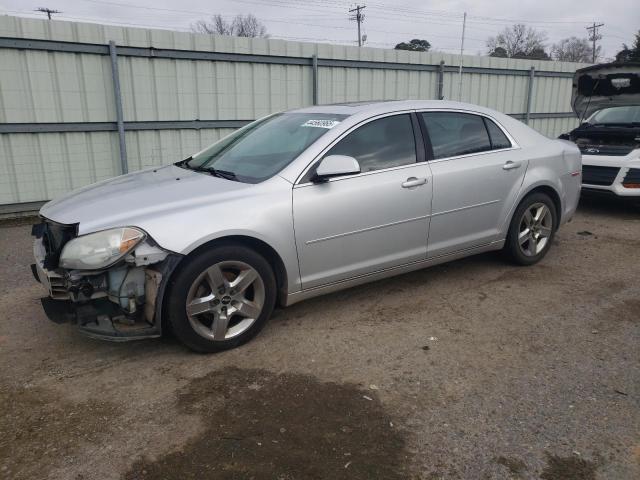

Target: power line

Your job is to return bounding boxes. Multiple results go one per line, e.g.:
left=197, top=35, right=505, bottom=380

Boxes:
left=71, top=0, right=485, bottom=40
left=586, top=22, right=604, bottom=63
left=73, top=0, right=605, bottom=33
left=4, top=7, right=487, bottom=45
left=349, top=4, right=366, bottom=47
left=4, top=1, right=619, bottom=56
left=35, top=7, right=61, bottom=20
left=70, top=0, right=592, bottom=41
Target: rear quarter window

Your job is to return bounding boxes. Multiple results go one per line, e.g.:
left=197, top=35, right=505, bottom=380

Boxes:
left=483, top=118, right=512, bottom=150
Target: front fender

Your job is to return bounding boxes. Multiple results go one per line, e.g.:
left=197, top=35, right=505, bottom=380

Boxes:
left=138, top=177, right=301, bottom=294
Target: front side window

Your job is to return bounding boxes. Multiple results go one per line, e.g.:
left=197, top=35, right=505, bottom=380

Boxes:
left=324, top=114, right=417, bottom=173
left=184, top=113, right=347, bottom=183
left=421, top=112, right=492, bottom=159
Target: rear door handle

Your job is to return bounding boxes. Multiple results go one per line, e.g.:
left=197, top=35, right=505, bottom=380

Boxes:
left=401, top=177, right=427, bottom=188
left=503, top=161, right=522, bottom=170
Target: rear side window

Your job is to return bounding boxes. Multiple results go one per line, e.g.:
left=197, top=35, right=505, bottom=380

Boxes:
left=420, top=112, right=491, bottom=159
left=483, top=118, right=512, bottom=150
left=325, top=114, right=417, bottom=172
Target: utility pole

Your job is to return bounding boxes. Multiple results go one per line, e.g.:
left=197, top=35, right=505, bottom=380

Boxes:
left=35, top=7, right=61, bottom=20
left=586, top=22, right=604, bottom=63
left=349, top=4, right=366, bottom=47
left=457, top=12, right=467, bottom=101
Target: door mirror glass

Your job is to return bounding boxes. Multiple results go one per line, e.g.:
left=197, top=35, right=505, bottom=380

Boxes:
left=313, top=155, right=360, bottom=181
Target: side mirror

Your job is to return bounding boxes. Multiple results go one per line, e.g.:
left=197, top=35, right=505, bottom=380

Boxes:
left=313, top=155, right=360, bottom=182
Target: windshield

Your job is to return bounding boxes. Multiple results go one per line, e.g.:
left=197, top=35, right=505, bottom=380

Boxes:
left=587, top=106, right=640, bottom=125
left=183, top=112, right=348, bottom=183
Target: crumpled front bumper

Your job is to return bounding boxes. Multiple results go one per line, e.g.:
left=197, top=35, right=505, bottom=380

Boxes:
left=39, top=295, right=164, bottom=341
left=32, top=230, right=181, bottom=342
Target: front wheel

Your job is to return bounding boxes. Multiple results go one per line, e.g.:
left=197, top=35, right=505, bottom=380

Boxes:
left=505, top=192, right=557, bottom=265
left=165, top=245, right=277, bottom=353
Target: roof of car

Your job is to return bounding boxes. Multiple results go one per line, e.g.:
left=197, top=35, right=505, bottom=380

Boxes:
left=290, top=99, right=498, bottom=116
left=285, top=99, right=549, bottom=153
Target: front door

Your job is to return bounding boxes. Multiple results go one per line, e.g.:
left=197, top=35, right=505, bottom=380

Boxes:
left=293, top=113, right=432, bottom=289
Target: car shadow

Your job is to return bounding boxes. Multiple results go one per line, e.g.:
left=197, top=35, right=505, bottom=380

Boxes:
left=578, top=192, right=639, bottom=220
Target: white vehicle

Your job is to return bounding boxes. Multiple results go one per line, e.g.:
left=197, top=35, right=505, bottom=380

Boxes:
left=560, top=63, right=640, bottom=197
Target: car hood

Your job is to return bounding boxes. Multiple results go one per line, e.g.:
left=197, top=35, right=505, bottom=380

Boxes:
left=40, top=165, right=254, bottom=235
left=571, top=62, right=640, bottom=119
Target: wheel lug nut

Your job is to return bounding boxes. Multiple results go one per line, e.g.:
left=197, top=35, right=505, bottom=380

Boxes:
left=212, top=299, right=220, bottom=306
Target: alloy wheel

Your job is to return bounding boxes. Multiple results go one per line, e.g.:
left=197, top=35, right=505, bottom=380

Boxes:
left=185, top=261, right=265, bottom=341
left=517, top=202, right=553, bottom=257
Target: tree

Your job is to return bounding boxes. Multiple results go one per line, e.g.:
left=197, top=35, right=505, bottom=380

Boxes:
left=518, top=47, right=550, bottom=60
left=394, top=39, right=431, bottom=52
left=552, top=37, right=597, bottom=63
left=489, top=46, right=508, bottom=58
left=192, top=14, right=268, bottom=38
left=487, top=24, right=549, bottom=59
left=615, top=30, right=640, bottom=63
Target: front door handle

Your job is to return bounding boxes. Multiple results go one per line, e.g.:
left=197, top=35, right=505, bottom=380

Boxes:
left=402, top=177, right=427, bottom=188
left=503, top=160, right=522, bottom=170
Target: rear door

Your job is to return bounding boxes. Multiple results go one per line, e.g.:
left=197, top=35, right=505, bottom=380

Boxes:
left=418, top=111, right=527, bottom=258
left=292, top=113, right=433, bottom=289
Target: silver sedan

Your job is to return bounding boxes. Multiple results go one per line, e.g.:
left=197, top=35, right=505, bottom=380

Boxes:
left=32, top=100, right=582, bottom=352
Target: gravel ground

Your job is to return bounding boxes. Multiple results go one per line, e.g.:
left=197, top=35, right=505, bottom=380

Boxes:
left=0, top=195, right=638, bottom=480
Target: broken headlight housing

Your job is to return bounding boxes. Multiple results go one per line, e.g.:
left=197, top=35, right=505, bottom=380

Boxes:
left=59, top=227, right=145, bottom=270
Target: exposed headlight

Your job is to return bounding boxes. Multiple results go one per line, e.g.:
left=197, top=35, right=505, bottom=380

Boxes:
left=59, top=227, right=145, bottom=270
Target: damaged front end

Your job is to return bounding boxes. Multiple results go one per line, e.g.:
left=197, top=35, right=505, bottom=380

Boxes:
left=31, top=219, right=181, bottom=341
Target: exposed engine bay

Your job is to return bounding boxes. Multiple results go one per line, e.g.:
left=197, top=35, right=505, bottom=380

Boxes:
left=559, top=124, right=640, bottom=156
left=559, top=62, right=640, bottom=157
left=31, top=219, right=181, bottom=340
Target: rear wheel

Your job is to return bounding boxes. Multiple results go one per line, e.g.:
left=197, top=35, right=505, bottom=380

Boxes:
left=165, top=245, right=276, bottom=352
left=505, top=192, right=557, bottom=265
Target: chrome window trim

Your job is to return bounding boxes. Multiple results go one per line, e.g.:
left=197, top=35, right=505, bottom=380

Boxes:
left=416, top=108, right=520, bottom=150
left=294, top=160, right=431, bottom=189
left=426, top=145, right=521, bottom=165
left=294, top=108, right=521, bottom=186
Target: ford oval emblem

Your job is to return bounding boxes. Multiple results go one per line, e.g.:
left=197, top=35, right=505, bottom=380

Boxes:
left=585, top=148, right=599, bottom=153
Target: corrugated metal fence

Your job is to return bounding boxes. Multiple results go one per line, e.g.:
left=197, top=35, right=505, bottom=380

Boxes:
left=0, top=15, right=588, bottom=213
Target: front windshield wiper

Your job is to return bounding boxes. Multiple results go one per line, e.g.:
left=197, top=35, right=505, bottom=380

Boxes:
left=177, top=158, right=238, bottom=181
left=190, top=165, right=238, bottom=181
left=205, top=168, right=238, bottom=180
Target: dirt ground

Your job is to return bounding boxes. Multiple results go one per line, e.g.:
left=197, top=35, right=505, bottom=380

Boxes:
left=0, top=195, right=638, bottom=480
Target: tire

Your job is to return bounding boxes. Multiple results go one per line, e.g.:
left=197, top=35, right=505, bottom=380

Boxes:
left=164, top=244, right=277, bottom=353
left=504, top=192, right=558, bottom=266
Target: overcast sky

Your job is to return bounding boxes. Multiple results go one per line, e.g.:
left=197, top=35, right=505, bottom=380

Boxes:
left=0, top=0, right=637, bottom=60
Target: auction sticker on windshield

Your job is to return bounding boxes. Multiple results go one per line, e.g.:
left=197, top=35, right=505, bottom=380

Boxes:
left=301, top=119, right=341, bottom=129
